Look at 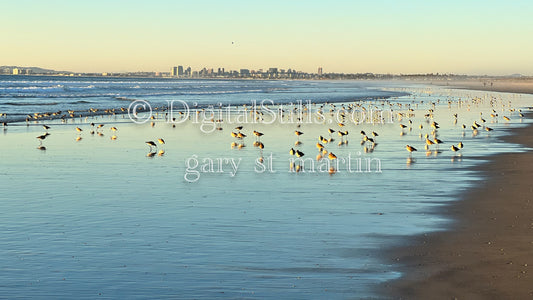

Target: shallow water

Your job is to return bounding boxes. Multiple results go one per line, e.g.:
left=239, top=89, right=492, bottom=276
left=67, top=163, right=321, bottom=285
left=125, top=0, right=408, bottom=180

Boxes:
left=0, top=81, right=531, bottom=298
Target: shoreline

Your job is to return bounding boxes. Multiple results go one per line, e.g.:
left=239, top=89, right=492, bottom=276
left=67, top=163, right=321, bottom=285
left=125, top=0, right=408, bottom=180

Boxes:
left=381, top=115, right=533, bottom=299
left=427, top=78, right=533, bottom=95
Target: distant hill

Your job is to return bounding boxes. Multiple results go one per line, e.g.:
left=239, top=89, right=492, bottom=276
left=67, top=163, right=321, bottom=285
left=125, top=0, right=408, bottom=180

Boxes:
left=0, top=66, right=72, bottom=74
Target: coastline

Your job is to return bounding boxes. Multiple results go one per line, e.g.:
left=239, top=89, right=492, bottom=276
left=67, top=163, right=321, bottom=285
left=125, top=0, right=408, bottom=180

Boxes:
left=381, top=115, right=533, bottom=299
left=428, top=78, right=533, bottom=95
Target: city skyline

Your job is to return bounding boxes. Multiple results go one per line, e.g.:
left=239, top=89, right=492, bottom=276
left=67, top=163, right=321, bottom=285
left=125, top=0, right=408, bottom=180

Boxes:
left=2, top=1, right=533, bottom=75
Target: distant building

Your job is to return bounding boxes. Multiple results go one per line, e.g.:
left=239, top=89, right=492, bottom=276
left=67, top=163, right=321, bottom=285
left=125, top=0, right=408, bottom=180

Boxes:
left=12, top=68, right=19, bottom=75
left=240, top=69, right=250, bottom=76
left=178, top=66, right=183, bottom=76
left=171, top=66, right=178, bottom=77
left=318, top=67, right=323, bottom=75
left=268, top=67, right=278, bottom=74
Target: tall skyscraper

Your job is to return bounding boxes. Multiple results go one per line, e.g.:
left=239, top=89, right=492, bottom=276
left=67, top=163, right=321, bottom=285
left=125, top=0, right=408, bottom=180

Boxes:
left=177, top=66, right=184, bottom=77
left=318, top=67, right=323, bottom=75
left=171, top=66, right=178, bottom=77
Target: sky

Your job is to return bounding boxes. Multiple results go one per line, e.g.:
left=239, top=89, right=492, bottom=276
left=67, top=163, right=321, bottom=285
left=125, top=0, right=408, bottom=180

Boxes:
left=2, top=0, right=533, bottom=75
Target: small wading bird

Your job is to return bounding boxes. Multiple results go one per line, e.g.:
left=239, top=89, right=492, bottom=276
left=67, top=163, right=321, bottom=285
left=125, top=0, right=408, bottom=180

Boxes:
left=328, top=152, right=337, bottom=174
left=405, top=145, right=417, bottom=155
left=294, top=130, right=304, bottom=141
left=158, top=138, right=165, bottom=145
left=36, top=133, right=49, bottom=146
left=146, top=141, right=157, bottom=151
left=253, top=130, right=264, bottom=141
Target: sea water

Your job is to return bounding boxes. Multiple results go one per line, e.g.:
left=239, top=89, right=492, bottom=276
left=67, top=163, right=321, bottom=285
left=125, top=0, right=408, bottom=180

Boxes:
left=0, top=77, right=531, bottom=299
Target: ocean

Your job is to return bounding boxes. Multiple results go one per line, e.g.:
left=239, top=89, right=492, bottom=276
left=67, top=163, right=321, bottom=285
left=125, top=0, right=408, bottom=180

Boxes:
left=0, top=76, right=530, bottom=299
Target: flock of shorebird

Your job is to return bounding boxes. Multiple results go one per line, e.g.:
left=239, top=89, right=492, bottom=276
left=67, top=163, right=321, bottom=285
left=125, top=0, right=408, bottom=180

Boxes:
left=12, top=93, right=524, bottom=171
left=32, top=121, right=165, bottom=157
left=404, top=106, right=521, bottom=161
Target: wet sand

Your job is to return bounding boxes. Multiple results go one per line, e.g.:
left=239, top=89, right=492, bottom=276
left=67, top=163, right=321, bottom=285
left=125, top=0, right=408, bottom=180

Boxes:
left=430, top=78, right=533, bottom=95
left=382, top=118, right=533, bottom=299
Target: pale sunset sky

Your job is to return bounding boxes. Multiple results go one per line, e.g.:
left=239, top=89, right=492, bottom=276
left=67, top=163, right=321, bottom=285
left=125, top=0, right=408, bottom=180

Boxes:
left=2, top=0, right=532, bottom=75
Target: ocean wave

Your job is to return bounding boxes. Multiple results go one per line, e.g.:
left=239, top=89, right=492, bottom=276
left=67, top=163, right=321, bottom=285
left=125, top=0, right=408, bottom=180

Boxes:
left=3, top=102, right=58, bottom=106
left=67, top=100, right=93, bottom=104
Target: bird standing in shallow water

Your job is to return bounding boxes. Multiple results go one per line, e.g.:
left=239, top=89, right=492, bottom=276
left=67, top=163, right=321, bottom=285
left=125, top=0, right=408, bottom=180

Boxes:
left=405, top=145, right=417, bottom=155
left=36, top=134, right=48, bottom=146
left=146, top=141, right=157, bottom=151
left=294, top=130, right=304, bottom=141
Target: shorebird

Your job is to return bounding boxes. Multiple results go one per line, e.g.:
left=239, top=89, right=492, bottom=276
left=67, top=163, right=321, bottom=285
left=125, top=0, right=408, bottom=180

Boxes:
left=235, top=126, right=243, bottom=131
left=289, top=148, right=296, bottom=156
left=76, top=127, right=83, bottom=133
left=253, top=130, right=264, bottom=141
left=503, top=116, right=510, bottom=121
left=338, top=130, right=348, bottom=143
left=146, top=141, right=157, bottom=151
left=158, top=138, right=165, bottom=145
left=458, top=142, right=464, bottom=149
left=43, top=125, right=50, bottom=131
left=425, top=138, right=434, bottom=146
left=110, top=126, right=118, bottom=132
left=485, top=127, right=493, bottom=132
left=433, top=138, right=443, bottom=148
left=294, top=130, right=304, bottom=141
left=328, top=152, right=337, bottom=160
left=451, top=145, right=460, bottom=152
left=328, top=128, right=336, bottom=138
left=405, top=145, right=417, bottom=155
left=36, top=134, right=48, bottom=145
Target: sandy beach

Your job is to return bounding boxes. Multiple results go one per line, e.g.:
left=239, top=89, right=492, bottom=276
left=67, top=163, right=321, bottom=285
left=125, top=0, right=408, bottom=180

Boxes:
left=382, top=117, right=533, bottom=299
left=430, top=78, right=533, bottom=95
